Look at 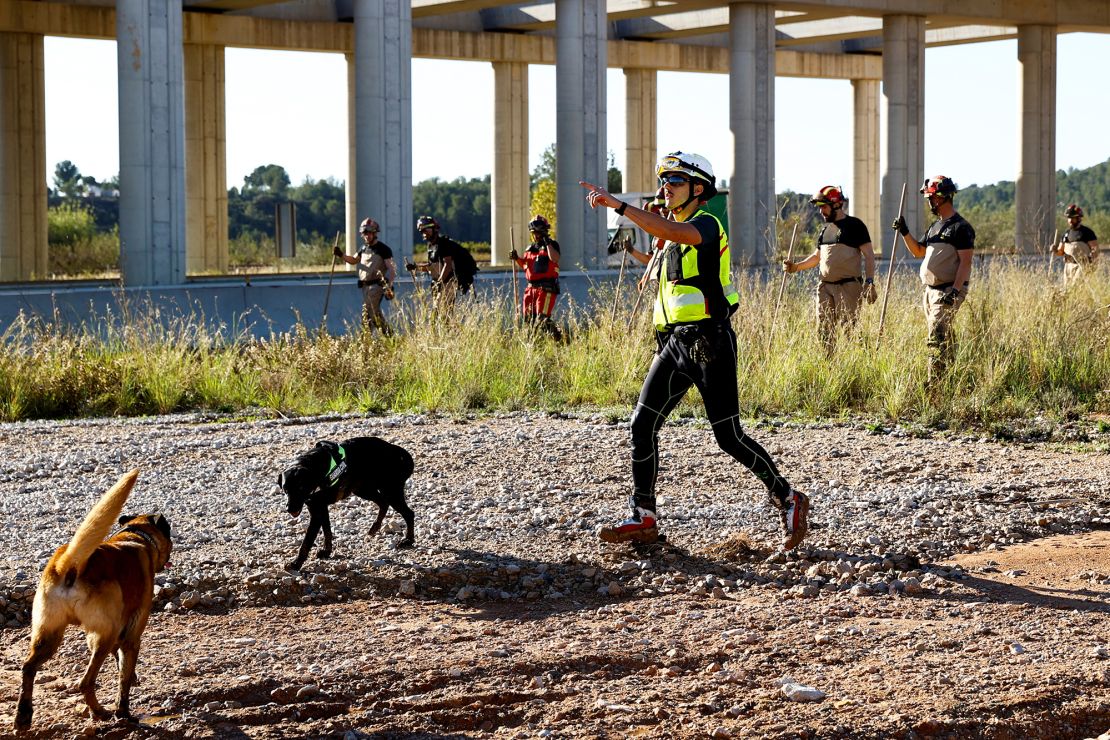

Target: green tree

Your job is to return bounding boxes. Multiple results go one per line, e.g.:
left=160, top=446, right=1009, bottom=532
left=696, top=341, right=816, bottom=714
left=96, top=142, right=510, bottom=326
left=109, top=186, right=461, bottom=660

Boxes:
left=241, top=164, right=291, bottom=197
left=530, top=179, right=557, bottom=237
left=53, top=160, right=83, bottom=198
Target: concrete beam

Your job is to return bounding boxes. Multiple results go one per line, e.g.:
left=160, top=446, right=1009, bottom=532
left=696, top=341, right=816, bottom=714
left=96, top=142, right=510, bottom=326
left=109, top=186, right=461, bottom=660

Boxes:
left=881, top=14, right=924, bottom=244
left=556, top=0, right=608, bottom=269
left=491, top=61, right=529, bottom=266
left=117, top=0, right=187, bottom=286
left=0, top=32, right=47, bottom=281
left=851, top=78, right=880, bottom=251
left=729, top=2, right=776, bottom=267
left=184, top=44, right=229, bottom=274
left=1015, top=24, right=1056, bottom=253
left=350, top=0, right=412, bottom=263
left=624, top=67, right=657, bottom=195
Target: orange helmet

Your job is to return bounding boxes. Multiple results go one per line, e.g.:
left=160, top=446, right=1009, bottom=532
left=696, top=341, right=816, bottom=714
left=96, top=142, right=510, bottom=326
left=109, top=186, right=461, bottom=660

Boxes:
left=1065, top=204, right=1083, bottom=219
left=809, top=186, right=845, bottom=209
left=920, top=175, right=957, bottom=198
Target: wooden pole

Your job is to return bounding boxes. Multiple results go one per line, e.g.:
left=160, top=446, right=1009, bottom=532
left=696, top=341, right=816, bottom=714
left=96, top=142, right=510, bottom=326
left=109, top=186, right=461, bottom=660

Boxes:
left=766, top=222, right=799, bottom=354
left=878, top=183, right=908, bottom=337
left=321, top=230, right=341, bottom=329
left=510, top=227, right=521, bottom=326
left=610, top=240, right=629, bottom=326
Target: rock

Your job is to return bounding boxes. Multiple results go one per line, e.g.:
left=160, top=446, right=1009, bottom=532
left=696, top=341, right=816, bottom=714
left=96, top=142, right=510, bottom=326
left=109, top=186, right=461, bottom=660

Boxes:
left=711, top=727, right=732, bottom=738
left=781, top=683, right=825, bottom=702
left=295, top=684, right=320, bottom=700
left=398, top=580, right=416, bottom=596
left=606, top=581, right=623, bottom=597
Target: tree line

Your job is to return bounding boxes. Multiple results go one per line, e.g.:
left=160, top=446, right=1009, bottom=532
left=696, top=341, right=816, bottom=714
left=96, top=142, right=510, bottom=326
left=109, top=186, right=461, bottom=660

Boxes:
left=48, top=155, right=1108, bottom=250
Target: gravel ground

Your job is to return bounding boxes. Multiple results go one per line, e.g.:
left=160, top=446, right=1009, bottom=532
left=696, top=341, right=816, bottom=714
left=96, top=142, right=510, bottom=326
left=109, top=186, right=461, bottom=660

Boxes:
left=1, top=411, right=1109, bottom=738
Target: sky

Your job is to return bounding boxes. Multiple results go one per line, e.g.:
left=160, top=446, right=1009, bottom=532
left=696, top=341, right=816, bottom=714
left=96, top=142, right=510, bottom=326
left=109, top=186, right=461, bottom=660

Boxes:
left=44, top=33, right=1110, bottom=200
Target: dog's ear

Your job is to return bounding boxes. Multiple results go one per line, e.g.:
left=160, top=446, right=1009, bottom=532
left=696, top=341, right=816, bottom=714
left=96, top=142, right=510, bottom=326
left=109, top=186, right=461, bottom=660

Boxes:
left=119, top=514, right=135, bottom=526
left=277, top=472, right=287, bottom=491
left=154, top=514, right=171, bottom=538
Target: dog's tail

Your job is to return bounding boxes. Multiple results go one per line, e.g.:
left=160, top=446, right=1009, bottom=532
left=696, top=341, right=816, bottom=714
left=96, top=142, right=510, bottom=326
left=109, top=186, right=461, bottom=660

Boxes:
left=52, top=469, right=140, bottom=582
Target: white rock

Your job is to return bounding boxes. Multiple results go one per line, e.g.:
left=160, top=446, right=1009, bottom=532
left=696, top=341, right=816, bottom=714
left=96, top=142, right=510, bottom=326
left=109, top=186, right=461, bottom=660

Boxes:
left=781, top=682, right=825, bottom=702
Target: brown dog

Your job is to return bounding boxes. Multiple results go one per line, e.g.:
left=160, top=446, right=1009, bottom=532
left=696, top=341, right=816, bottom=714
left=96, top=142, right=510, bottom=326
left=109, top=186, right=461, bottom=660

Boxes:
left=14, top=469, right=172, bottom=731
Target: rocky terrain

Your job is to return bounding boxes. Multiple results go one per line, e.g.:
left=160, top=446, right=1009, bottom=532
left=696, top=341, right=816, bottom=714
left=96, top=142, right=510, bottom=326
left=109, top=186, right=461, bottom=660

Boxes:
left=0, top=411, right=1108, bottom=739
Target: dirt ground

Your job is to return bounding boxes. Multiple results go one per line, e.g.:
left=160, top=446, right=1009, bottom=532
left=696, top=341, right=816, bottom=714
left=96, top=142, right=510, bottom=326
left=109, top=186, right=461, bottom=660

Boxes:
left=1, top=416, right=1110, bottom=739
left=2, top=535, right=1108, bottom=739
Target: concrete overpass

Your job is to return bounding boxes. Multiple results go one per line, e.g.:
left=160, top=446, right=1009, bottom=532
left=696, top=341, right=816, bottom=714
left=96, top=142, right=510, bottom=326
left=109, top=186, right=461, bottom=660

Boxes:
left=0, top=0, right=1105, bottom=286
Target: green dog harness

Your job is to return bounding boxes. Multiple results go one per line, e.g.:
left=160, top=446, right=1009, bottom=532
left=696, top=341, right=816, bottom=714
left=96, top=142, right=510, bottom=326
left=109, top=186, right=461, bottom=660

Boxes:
left=326, top=444, right=348, bottom=487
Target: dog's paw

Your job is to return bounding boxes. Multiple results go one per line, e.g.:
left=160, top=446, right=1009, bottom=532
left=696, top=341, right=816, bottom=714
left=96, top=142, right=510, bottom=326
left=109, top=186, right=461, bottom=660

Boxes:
left=395, top=538, right=415, bottom=550
left=14, top=704, right=32, bottom=731
left=315, top=549, right=332, bottom=560
left=368, top=524, right=382, bottom=536
left=285, top=561, right=304, bottom=572
left=113, top=709, right=135, bottom=722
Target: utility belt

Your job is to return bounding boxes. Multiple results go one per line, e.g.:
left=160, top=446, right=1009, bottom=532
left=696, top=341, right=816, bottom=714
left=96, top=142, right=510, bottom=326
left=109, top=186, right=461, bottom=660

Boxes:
left=358, top=278, right=385, bottom=288
left=821, top=276, right=862, bottom=286
left=657, top=319, right=729, bottom=363
left=926, top=281, right=954, bottom=291
left=527, top=278, right=560, bottom=293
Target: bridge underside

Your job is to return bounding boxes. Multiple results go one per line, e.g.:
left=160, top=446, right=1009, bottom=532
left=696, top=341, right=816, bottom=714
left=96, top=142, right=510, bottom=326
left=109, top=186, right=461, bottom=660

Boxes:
left=0, top=0, right=1101, bottom=283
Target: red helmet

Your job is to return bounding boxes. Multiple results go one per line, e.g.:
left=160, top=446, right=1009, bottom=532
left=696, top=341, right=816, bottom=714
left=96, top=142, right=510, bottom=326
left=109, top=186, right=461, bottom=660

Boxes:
left=528, top=215, right=551, bottom=234
left=809, top=186, right=845, bottom=209
left=416, top=215, right=439, bottom=232
left=920, top=175, right=957, bottom=198
left=359, top=217, right=379, bottom=234
left=1065, top=204, right=1084, bottom=218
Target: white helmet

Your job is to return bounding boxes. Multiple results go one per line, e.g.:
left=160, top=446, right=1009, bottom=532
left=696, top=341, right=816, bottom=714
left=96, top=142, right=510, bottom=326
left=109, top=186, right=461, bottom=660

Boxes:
left=656, top=152, right=717, bottom=200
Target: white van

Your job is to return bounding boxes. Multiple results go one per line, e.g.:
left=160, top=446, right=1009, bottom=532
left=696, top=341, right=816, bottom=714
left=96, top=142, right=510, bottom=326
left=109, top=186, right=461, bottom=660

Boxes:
left=605, top=190, right=731, bottom=267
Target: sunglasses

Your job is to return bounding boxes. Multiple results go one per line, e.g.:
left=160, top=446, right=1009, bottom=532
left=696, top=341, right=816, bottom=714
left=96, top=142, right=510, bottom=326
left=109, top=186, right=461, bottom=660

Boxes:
left=360, top=229, right=376, bottom=235
left=658, top=174, right=690, bottom=186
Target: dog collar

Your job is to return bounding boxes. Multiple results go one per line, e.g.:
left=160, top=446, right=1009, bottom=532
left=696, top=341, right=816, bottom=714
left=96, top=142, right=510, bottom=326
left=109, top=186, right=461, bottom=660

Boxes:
left=326, top=444, right=348, bottom=488
left=119, top=525, right=160, bottom=549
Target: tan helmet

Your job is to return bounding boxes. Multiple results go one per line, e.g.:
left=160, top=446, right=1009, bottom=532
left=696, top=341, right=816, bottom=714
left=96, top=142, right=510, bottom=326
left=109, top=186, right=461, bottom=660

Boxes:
left=359, top=217, right=379, bottom=234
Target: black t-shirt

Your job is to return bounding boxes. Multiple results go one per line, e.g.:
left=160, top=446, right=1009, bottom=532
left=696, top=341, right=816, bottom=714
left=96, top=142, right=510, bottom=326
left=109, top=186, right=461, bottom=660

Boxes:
left=919, top=213, right=975, bottom=250
left=688, top=212, right=730, bottom=321
left=1065, top=225, right=1098, bottom=244
left=818, top=215, right=871, bottom=248
left=528, top=237, right=560, bottom=254
left=427, top=236, right=461, bottom=264
left=359, top=241, right=393, bottom=260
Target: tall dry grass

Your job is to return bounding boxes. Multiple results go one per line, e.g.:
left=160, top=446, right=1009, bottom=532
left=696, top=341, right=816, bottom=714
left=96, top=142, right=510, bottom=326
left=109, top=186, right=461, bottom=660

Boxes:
left=0, top=259, right=1108, bottom=429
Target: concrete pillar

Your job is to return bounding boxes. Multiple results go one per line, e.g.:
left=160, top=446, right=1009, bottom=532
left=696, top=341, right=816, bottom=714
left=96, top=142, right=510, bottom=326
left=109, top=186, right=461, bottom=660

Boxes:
left=881, top=15, right=925, bottom=242
left=624, top=67, right=656, bottom=195
left=556, top=0, right=607, bottom=269
left=0, top=33, right=46, bottom=281
left=350, top=0, right=412, bottom=263
left=491, top=61, right=529, bottom=267
left=1016, top=25, right=1056, bottom=253
left=852, top=78, right=880, bottom=252
left=117, top=0, right=187, bottom=286
left=184, top=44, right=227, bottom=274
left=729, top=2, right=776, bottom=267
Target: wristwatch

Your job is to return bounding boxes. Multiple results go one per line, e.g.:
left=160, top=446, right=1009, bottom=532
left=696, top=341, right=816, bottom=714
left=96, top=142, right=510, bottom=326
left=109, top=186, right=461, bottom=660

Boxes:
left=615, top=201, right=628, bottom=216
left=864, top=278, right=874, bottom=285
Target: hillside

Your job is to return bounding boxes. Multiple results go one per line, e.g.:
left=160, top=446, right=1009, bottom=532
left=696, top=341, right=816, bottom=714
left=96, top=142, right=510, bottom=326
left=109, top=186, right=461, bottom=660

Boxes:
left=959, top=157, right=1110, bottom=212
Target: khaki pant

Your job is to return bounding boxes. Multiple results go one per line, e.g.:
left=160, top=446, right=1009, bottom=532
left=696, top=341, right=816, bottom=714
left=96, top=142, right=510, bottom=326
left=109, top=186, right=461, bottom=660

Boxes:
left=1063, top=254, right=1092, bottom=287
left=922, top=285, right=965, bottom=381
left=816, top=280, right=863, bottom=350
left=361, top=284, right=390, bottom=334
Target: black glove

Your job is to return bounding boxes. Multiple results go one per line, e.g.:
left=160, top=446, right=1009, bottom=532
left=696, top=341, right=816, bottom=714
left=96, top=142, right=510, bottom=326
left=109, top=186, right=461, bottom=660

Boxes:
left=622, top=239, right=634, bottom=253
left=891, top=216, right=909, bottom=236
left=509, top=249, right=519, bottom=261
left=405, top=261, right=417, bottom=272
left=939, top=287, right=960, bottom=306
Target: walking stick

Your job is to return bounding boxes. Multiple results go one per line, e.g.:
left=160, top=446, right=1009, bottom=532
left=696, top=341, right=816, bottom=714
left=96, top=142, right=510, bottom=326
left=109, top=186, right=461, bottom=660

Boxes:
left=766, top=222, right=799, bottom=354
left=1046, top=228, right=1059, bottom=277
left=878, top=183, right=908, bottom=337
left=321, top=230, right=341, bottom=329
left=509, top=227, right=521, bottom=326
left=611, top=239, right=629, bottom=326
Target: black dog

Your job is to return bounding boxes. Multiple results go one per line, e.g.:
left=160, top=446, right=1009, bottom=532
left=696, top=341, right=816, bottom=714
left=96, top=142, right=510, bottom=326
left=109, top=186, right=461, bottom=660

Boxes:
left=277, top=437, right=415, bottom=571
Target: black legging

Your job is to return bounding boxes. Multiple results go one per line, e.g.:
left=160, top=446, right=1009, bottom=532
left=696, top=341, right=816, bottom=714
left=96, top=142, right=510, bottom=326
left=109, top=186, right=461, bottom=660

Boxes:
left=630, top=321, right=790, bottom=506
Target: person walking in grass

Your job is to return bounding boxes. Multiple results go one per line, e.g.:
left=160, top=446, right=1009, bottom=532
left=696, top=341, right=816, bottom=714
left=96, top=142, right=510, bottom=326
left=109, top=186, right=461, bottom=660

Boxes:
left=407, top=215, right=478, bottom=305
left=334, top=217, right=395, bottom=335
left=1053, top=204, right=1099, bottom=287
left=580, top=152, right=810, bottom=552
left=510, top=215, right=563, bottom=339
left=781, top=186, right=877, bottom=351
left=891, top=175, right=975, bottom=381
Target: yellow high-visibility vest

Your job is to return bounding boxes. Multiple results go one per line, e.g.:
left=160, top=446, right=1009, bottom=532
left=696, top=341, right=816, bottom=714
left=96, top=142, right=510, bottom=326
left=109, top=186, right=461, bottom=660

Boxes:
left=653, top=209, right=739, bottom=330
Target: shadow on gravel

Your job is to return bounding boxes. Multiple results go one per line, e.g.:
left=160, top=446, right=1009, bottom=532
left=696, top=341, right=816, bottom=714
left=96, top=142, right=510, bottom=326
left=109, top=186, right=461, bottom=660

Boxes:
left=936, top=574, right=1110, bottom=614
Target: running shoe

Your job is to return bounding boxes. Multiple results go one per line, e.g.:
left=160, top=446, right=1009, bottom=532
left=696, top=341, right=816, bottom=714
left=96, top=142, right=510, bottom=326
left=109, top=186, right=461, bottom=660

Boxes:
left=780, top=489, right=810, bottom=550
left=598, top=506, right=658, bottom=544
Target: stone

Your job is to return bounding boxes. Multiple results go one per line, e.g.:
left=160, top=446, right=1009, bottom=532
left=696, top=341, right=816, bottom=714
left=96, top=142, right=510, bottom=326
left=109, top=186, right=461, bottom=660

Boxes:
left=781, top=682, right=825, bottom=702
